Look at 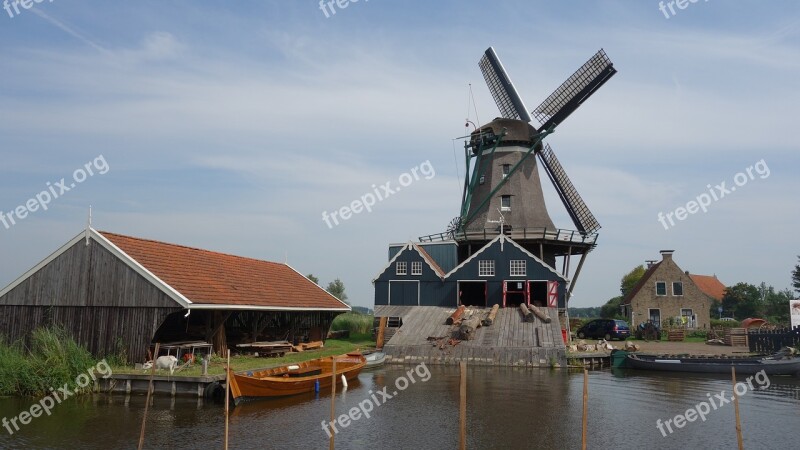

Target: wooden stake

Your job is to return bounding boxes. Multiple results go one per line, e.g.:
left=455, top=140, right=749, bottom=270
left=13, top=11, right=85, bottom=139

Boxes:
left=225, top=349, right=231, bottom=450
left=459, top=361, right=466, bottom=450
left=329, top=357, right=337, bottom=450
left=731, top=367, right=744, bottom=450
left=137, top=342, right=159, bottom=450
left=582, top=368, right=588, bottom=450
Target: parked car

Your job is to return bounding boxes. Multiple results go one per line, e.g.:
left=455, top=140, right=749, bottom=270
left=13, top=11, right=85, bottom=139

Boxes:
left=576, top=319, right=631, bottom=341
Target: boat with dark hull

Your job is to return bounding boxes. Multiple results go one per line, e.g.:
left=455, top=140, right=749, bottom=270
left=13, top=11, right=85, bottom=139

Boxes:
left=625, top=352, right=800, bottom=377
left=227, top=353, right=366, bottom=405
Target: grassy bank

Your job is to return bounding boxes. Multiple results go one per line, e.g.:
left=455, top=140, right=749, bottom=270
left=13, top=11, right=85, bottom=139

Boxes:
left=0, top=328, right=97, bottom=397
left=331, top=312, right=374, bottom=334
left=110, top=333, right=376, bottom=377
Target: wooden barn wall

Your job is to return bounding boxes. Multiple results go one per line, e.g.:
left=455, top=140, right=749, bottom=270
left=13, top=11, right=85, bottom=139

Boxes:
left=0, top=305, right=178, bottom=360
left=0, top=239, right=178, bottom=308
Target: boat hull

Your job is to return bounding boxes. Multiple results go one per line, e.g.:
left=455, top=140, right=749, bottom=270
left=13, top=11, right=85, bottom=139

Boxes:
left=228, top=353, right=366, bottom=404
left=626, top=354, right=800, bottom=376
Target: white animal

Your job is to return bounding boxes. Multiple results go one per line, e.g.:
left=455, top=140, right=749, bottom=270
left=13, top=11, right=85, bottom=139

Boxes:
left=155, top=355, right=179, bottom=375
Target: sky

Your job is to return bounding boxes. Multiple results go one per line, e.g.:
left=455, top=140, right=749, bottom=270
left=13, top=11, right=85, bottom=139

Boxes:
left=1, top=0, right=798, bottom=309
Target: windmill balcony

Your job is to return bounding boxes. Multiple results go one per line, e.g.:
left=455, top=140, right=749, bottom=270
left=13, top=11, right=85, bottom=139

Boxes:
left=418, top=226, right=598, bottom=246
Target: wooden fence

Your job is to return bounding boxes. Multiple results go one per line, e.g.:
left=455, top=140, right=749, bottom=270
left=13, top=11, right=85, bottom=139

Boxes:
left=747, top=326, right=800, bottom=353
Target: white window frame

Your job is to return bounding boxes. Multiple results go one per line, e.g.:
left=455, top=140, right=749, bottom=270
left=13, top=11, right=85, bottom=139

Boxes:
left=672, top=281, right=683, bottom=296
left=500, top=195, right=511, bottom=211
left=411, top=261, right=422, bottom=275
left=655, top=281, right=667, bottom=296
left=478, top=260, right=495, bottom=277
left=502, top=164, right=511, bottom=178
left=510, top=260, right=526, bottom=276
left=396, top=261, right=407, bottom=276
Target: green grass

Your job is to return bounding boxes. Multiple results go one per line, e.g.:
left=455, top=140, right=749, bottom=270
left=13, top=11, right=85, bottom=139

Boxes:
left=110, top=333, right=376, bottom=377
left=330, top=313, right=374, bottom=334
left=0, top=327, right=98, bottom=397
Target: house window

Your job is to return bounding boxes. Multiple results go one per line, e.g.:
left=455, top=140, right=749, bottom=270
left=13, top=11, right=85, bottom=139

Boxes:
left=500, top=195, right=511, bottom=211
left=655, top=281, right=666, bottom=296
left=502, top=164, right=511, bottom=178
left=479, top=175, right=485, bottom=185
left=411, top=261, right=422, bottom=275
left=673, top=281, right=683, bottom=296
left=510, top=260, right=526, bottom=276
left=396, top=261, right=407, bottom=276
left=478, top=260, right=495, bottom=277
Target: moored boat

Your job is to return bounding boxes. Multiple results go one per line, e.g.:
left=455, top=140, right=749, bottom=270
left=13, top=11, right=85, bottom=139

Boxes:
left=364, top=351, right=386, bottom=368
left=227, top=353, right=366, bottom=405
left=625, top=352, right=800, bottom=377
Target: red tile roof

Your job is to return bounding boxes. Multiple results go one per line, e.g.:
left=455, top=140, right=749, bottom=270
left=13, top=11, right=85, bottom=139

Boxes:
left=98, top=231, right=349, bottom=310
left=689, top=274, right=726, bottom=301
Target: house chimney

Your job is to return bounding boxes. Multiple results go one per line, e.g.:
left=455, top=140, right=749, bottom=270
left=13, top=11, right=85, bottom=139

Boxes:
left=660, top=250, right=674, bottom=261
left=645, top=260, right=658, bottom=268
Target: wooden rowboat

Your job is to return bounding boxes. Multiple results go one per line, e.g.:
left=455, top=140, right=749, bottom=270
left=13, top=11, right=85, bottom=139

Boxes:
left=625, top=353, right=800, bottom=377
left=227, top=353, right=366, bottom=405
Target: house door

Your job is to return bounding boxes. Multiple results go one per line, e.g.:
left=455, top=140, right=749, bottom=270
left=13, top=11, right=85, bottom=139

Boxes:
left=458, top=281, right=487, bottom=307
left=528, top=281, right=547, bottom=307
left=504, top=281, right=526, bottom=307
left=649, top=309, right=661, bottom=329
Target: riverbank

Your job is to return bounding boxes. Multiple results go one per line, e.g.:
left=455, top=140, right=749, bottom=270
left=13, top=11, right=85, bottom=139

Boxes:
left=110, top=333, right=376, bottom=377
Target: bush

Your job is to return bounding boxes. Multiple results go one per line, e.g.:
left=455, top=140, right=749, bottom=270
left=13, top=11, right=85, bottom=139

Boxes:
left=710, top=319, right=741, bottom=329
left=331, top=312, right=374, bottom=334
left=0, top=327, right=97, bottom=396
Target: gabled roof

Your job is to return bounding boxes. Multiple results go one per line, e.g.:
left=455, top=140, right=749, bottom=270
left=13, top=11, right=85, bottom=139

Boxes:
left=0, top=228, right=350, bottom=312
left=621, top=262, right=661, bottom=306
left=443, top=234, right=566, bottom=280
left=372, top=241, right=445, bottom=281
left=689, top=274, right=726, bottom=301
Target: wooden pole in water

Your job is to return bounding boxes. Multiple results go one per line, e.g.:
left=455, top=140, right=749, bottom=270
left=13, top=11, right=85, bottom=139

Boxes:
left=582, top=368, right=588, bottom=450
left=731, top=367, right=744, bottom=450
left=137, top=342, right=159, bottom=450
left=224, top=349, right=231, bottom=450
left=329, top=357, right=337, bottom=450
left=459, top=361, right=466, bottom=450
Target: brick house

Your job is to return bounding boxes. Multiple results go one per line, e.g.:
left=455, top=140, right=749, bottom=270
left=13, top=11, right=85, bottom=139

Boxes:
left=620, top=250, right=725, bottom=330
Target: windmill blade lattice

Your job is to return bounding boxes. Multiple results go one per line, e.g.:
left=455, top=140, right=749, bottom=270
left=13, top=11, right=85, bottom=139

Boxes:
left=536, top=143, right=600, bottom=234
left=532, top=49, right=616, bottom=131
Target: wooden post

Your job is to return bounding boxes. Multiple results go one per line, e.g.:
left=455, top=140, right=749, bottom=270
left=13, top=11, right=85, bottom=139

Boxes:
left=731, top=367, right=744, bottom=450
left=376, top=316, right=388, bottom=349
left=329, top=357, right=337, bottom=450
left=459, top=361, right=466, bottom=450
left=137, top=342, right=159, bottom=450
left=224, top=349, right=231, bottom=450
left=582, top=368, right=588, bottom=450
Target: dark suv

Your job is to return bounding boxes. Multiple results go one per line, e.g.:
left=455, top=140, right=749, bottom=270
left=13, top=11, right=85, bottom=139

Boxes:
left=576, top=319, right=630, bottom=341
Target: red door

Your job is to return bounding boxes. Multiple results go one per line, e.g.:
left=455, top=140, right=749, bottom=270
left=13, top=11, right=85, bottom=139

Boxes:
left=547, top=281, right=559, bottom=308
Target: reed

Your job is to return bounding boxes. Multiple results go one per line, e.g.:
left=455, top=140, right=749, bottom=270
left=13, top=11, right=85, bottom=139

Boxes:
left=0, top=327, right=97, bottom=396
left=330, top=313, right=374, bottom=334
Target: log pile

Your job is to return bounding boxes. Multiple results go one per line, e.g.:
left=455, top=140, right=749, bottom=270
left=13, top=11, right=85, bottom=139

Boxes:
left=482, top=304, right=499, bottom=326
left=446, top=305, right=466, bottom=325
left=457, top=317, right=482, bottom=340
left=528, top=304, right=552, bottom=324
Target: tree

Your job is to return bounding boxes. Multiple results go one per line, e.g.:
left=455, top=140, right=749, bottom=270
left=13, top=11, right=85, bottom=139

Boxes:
left=620, top=265, right=646, bottom=297
left=326, top=278, right=349, bottom=304
left=721, top=283, right=762, bottom=319
left=793, top=256, right=800, bottom=295
left=306, top=274, right=319, bottom=285
left=600, top=296, right=624, bottom=319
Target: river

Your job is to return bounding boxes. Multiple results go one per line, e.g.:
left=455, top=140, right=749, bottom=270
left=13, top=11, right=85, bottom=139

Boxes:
left=1, top=365, right=799, bottom=449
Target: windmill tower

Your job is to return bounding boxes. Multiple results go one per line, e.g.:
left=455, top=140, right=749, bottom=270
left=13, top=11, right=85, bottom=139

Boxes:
left=431, top=47, right=617, bottom=294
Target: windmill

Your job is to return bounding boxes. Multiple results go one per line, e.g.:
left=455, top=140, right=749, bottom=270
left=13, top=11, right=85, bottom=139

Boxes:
left=423, top=46, right=617, bottom=293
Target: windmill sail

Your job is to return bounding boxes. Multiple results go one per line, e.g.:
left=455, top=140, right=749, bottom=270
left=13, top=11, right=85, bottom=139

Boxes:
left=532, top=49, right=616, bottom=131
left=536, top=143, right=600, bottom=234
left=478, top=47, right=532, bottom=122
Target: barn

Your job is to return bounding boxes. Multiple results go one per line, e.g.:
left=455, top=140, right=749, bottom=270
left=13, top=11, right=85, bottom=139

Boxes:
left=0, top=227, right=350, bottom=361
